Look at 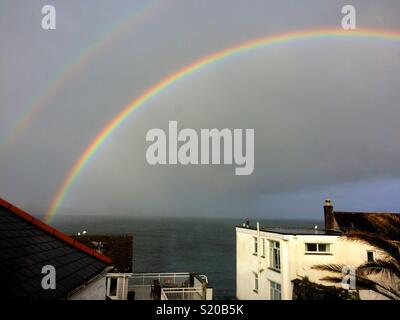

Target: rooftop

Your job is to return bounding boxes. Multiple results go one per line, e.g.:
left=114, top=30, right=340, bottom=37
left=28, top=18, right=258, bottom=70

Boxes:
left=333, top=211, right=399, bottom=232
left=0, top=197, right=112, bottom=300
left=236, top=225, right=336, bottom=236
left=237, top=200, right=400, bottom=236
left=123, top=272, right=209, bottom=300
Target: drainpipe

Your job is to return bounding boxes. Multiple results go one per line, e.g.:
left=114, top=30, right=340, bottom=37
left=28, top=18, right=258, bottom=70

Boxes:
left=121, top=274, right=126, bottom=300
left=257, top=222, right=261, bottom=273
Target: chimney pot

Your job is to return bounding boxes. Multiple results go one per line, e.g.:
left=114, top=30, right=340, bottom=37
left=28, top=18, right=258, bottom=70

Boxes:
left=324, top=199, right=336, bottom=231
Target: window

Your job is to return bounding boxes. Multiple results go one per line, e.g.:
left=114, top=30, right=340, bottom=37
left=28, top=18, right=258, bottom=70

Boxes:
left=269, top=240, right=280, bottom=271
left=254, top=273, right=259, bottom=292
left=270, top=281, right=281, bottom=300
left=253, top=237, right=258, bottom=254
left=108, top=278, right=118, bottom=297
left=305, top=243, right=331, bottom=254
left=367, top=251, right=375, bottom=262
left=261, top=238, right=266, bottom=257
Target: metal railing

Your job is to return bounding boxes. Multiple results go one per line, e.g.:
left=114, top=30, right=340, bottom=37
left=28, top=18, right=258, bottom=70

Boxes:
left=128, top=272, right=192, bottom=289
left=161, top=287, right=204, bottom=300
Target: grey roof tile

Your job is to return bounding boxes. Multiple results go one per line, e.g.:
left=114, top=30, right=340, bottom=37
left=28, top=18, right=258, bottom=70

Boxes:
left=0, top=203, right=110, bottom=300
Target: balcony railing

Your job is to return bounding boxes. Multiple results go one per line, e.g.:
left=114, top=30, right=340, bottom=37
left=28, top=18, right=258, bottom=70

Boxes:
left=125, top=272, right=208, bottom=300
left=128, top=272, right=193, bottom=288
left=161, top=287, right=204, bottom=300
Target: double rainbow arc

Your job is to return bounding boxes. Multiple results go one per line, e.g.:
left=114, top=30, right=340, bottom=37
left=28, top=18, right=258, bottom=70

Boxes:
left=45, top=28, right=400, bottom=222
left=3, top=0, right=171, bottom=149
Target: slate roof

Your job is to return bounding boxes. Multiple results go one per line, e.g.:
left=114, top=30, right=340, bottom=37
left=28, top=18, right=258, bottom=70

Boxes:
left=0, top=198, right=112, bottom=300
left=333, top=211, right=400, bottom=233
left=237, top=207, right=400, bottom=236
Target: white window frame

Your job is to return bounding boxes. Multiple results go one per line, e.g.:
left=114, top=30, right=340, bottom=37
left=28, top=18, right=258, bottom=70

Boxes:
left=107, top=277, right=119, bottom=298
left=269, top=240, right=281, bottom=272
left=253, top=237, right=258, bottom=255
left=305, top=243, right=331, bottom=254
left=270, top=281, right=281, bottom=300
left=367, top=250, right=375, bottom=262
left=261, top=238, right=266, bottom=257
left=254, top=273, right=259, bottom=293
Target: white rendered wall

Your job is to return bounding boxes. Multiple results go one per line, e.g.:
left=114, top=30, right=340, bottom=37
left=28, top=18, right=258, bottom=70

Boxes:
left=236, top=227, right=385, bottom=300
left=68, top=275, right=107, bottom=300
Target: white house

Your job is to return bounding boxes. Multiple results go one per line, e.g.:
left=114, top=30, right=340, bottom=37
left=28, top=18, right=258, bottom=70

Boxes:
left=236, top=199, right=397, bottom=300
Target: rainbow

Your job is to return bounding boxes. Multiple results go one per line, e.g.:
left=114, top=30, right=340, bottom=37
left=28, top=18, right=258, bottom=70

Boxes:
left=2, top=0, right=171, bottom=149
left=45, top=28, right=400, bottom=222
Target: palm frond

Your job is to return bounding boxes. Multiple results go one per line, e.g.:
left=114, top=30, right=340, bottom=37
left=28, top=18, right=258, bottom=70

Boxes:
left=312, top=264, right=345, bottom=274
left=344, top=231, right=400, bottom=261
left=357, top=259, right=400, bottom=280
left=365, top=215, right=400, bottom=241
left=312, top=214, right=400, bottom=300
left=320, top=272, right=400, bottom=300
left=319, top=276, right=343, bottom=284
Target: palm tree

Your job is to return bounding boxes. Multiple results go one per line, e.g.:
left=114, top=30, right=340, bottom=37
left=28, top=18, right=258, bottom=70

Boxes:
left=313, top=214, right=400, bottom=300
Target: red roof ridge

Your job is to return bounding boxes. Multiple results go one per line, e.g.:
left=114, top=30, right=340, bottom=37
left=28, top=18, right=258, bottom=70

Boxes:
left=0, top=197, right=112, bottom=264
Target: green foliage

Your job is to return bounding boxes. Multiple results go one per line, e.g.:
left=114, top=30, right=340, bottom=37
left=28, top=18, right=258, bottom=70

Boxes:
left=312, top=214, right=400, bottom=300
left=292, top=277, right=359, bottom=300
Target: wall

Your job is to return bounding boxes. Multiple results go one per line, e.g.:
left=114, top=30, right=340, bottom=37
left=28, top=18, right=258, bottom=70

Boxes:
left=68, top=275, right=107, bottom=300
left=236, top=228, right=260, bottom=300
left=236, top=227, right=387, bottom=300
left=206, top=288, right=213, bottom=300
left=106, top=273, right=131, bottom=300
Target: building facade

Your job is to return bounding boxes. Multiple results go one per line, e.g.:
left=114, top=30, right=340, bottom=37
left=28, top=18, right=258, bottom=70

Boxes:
left=236, top=200, right=395, bottom=300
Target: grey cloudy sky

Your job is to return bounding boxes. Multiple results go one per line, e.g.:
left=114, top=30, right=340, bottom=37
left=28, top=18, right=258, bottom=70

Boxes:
left=1, top=0, right=400, bottom=220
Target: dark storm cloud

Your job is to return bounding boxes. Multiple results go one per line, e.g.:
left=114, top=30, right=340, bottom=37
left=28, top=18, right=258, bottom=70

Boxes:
left=1, top=0, right=400, bottom=219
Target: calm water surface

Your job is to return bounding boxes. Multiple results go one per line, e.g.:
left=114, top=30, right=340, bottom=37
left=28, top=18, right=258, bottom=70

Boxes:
left=54, top=216, right=321, bottom=299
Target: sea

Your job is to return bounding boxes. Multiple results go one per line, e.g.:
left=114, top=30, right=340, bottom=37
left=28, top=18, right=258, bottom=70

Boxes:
left=53, top=216, right=322, bottom=299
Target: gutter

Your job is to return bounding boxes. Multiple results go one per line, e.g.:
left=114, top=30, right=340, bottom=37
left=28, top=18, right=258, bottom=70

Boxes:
left=65, top=266, right=114, bottom=299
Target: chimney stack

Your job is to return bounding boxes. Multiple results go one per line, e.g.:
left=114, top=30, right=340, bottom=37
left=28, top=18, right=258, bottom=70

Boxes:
left=324, top=199, right=336, bottom=231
